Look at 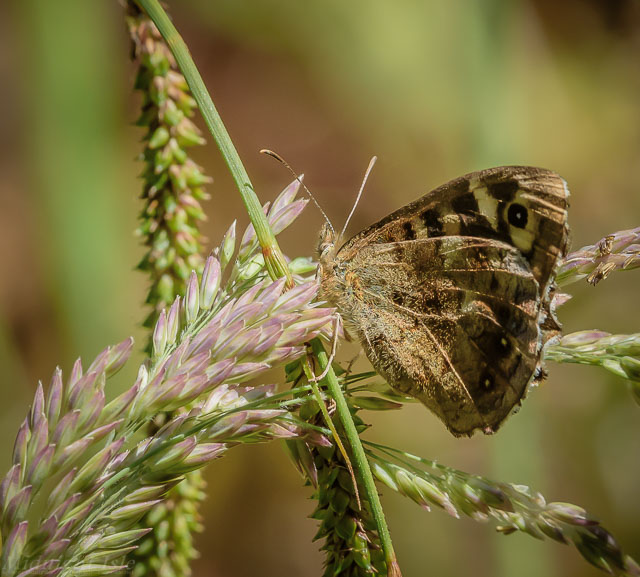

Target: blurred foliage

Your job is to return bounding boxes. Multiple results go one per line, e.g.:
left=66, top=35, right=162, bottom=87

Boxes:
left=0, top=1, right=638, bottom=576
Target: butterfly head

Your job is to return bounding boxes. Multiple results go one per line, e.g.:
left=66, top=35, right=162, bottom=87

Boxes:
left=317, top=222, right=338, bottom=266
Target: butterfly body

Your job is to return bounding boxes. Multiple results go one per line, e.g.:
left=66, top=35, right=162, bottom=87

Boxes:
left=318, top=166, right=570, bottom=437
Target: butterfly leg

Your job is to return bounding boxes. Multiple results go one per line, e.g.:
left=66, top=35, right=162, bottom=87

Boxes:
left=309, top=313, right=342, bottom=384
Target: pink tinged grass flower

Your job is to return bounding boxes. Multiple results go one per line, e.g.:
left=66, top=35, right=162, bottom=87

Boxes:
left=185, top=271, right=199, bottom=324
left=204, top=359, right=236, bottom=385
left=46, top=369, right=63, bottom=427
left=87, top=345, right=114, bottom=376
left=51, top=411, right=80, bottom=447
left=560, top=330, right=612, bottom=346
left=0, top=465, right=21, bottom=513
left=26, top=418, right=48, bottom=469
left=76, top=389, right=105, bottom=431
left=2, top=486, right=32, bottom=532
left=43, top=539, right=70, bottom=558
left=152, top=309, right=168, bottom=357
left=53, top=437, right=94, bottom=472
left=546, top=502, right=595, bottom=526
left=98, top=383, right=140, bottom=423
left=166, top=297, right=181, bottom=344
left=395, top=469, right=433, bottom=512
left=218, top=220, right=236, bottom=270
left=50, top=518, right=75, bottom=543
left=16, top=561, right=60, bottom=577
left=29, top=384, right=46, bottom=429
left=236, top=178, right=303, bottom=259
left=413, top=476, right=459, bottom=518
left=269, top=199, right=308, bottom=236
left=104, top=337, right=134, bottom=377
left=0, top=184, right=331, bottom=573
left=273, top=282, right=319, bottom=314
left=25, top=445, right=55, bottom=489
left=68, top=439, right=125, bottom=495
left=225, top=362, right=271, bottom=383
left=1, top=521, right=28, bottom=576
left=147, top=436, right=198, bottom=471
left=558, top=226, right=640, bottom=286
left=270, top=177, right=301, bottom=214
left=200, top=255, right=221, bottom=309
left=48, top=494, right=82, bottom=524
left=12, top=419, right=30, bottom=467
left=68, top=358, right=83, bottom=390
left=67, top=371, right=101, bottom=414
left=179, top=443, right=226, bottom=468
left=44, top=468, right=78, bottom=516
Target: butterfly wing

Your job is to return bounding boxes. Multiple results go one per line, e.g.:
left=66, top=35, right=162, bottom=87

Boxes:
left=321, top=166, right=569, bottom=436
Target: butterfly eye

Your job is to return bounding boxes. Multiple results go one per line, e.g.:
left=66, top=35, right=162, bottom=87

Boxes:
left=507, top=203, right=528, bottom=229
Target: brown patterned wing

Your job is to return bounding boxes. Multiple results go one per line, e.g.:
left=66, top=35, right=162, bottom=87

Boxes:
left=321, top=166, right=569, bottom=436
left=343, top=166, right=570, bottom=295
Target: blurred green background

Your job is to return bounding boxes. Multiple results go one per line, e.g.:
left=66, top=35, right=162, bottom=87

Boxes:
left=1, top=1, right=639, bottom=576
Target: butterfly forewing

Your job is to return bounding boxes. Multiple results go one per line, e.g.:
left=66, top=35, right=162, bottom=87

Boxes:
left=319, top=166, right=570, bottom=436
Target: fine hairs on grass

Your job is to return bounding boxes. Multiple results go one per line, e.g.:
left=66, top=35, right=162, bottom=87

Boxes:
left=1, top=3, right=639, bottom=577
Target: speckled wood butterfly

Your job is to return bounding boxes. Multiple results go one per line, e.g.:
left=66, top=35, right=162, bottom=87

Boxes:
left=318, top=166, right=570, bottom=437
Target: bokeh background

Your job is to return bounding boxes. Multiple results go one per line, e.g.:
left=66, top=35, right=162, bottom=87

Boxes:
left=1, top=1, right=639, bottom=576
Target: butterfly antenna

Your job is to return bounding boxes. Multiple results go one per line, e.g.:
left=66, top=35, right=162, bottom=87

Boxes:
left=260, top=149, right=336, bottom=237
left=340, top=156, right=377, bottom=241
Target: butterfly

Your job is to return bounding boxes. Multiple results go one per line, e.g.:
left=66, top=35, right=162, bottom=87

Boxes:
left=318, top=166, right=570, bottom=437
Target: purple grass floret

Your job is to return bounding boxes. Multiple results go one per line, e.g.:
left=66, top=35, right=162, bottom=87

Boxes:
left=558, top=227, right=640, bottom=286
left=51, top=411, right=80, bottom=447
left=0, top=186, right=336, bottom=576
left=200, top=255, right=221, bottom=309
left=68, top=359, right=83, bottom=390
left=271, top=177, right=301, bottom=214
left=3, top=486, right=32, bottom=531
left=26, top=445, right=55, bottom=489
left=166, top=297, right=181, bottom=344
left=105, top=337, right=134, bottom=377
left=152, top=309, right=168, bottom=358
left=219, top=220, right=236, bottom=270
left=185, top=271, right=199, bottom=324
left=0, top=465, right=21, bottom=512
left=16, top=560, right=60, bottom=577
left=2, top=521, right=28, bottom=576
left=29, top=385, right=45, bottom=429
left=12, top=419, right=30, bottom=468
left=46, top=370, right=63, bottom=427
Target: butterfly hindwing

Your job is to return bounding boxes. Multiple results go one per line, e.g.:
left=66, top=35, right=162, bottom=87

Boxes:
left=319, top=166, right=570, bottom=436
